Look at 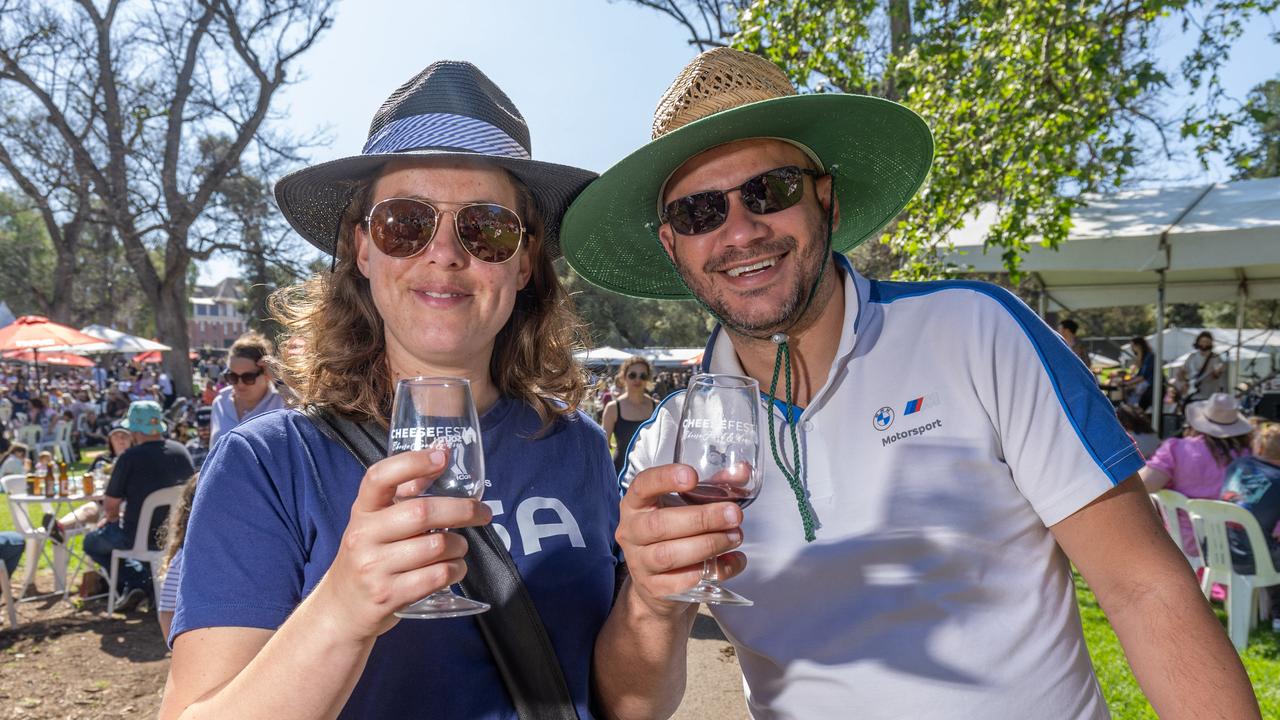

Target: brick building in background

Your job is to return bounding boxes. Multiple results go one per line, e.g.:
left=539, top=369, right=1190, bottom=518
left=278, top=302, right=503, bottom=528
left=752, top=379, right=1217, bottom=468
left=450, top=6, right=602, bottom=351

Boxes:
left=188, top=278, right=247, bottom=349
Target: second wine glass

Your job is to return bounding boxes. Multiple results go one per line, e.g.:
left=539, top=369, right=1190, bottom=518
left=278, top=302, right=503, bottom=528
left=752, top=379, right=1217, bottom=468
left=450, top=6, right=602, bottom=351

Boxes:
left=388, top=376, right=489, bottom=619
left=663, top=373, right=763, bottom=606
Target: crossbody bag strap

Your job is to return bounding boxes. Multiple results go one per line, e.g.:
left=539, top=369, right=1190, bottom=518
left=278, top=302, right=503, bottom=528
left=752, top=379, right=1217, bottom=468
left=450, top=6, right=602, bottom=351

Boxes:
left=301, top=405, right=580, bottom=720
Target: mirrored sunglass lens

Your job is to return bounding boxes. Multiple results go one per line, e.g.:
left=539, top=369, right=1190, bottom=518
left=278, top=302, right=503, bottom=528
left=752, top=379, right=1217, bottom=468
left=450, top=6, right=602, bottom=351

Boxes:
left=373, top=200, right=437, bottom=257
left=457, top=204, right=522, bottom=262
left=743, top=167, right=804, bottom=214
left=668, top=192, right=727, bottom=234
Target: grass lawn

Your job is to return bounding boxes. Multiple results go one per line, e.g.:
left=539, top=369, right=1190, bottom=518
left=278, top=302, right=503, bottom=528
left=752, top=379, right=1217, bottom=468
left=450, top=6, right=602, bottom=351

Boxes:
left=1076, top=572, right=1280, bottom=717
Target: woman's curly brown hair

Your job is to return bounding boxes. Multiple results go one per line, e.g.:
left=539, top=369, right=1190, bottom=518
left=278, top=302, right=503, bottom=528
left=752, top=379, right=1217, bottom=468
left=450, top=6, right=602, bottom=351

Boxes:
left=269, top=168, right=588, bottom=430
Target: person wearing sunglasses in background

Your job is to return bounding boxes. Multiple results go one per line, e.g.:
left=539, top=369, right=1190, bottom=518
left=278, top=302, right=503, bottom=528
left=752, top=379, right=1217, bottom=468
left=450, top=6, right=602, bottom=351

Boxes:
left=560, top=48, right=1259, bottom=719
left=209, top=331, right=286, bottom=446
left=601, top=355, right=659, bottom=475
left=161, top=62, right=628, bottom=720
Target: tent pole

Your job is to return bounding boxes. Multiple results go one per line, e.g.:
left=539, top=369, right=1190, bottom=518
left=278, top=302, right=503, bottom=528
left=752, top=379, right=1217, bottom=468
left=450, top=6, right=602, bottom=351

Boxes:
left=1154, top=272, right=1166, bottom=437
left=1235, top=278, right=1246, bottom=392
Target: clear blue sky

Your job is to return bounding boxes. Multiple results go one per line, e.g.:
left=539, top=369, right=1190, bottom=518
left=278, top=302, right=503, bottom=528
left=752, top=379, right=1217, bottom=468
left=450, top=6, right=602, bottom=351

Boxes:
left=199, top=0, right=1278, bottom=283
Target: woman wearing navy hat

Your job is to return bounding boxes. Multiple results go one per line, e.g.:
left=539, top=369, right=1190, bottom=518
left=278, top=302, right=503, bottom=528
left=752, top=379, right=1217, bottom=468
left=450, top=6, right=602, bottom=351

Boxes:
left=162, top=62, right=626, bottom=719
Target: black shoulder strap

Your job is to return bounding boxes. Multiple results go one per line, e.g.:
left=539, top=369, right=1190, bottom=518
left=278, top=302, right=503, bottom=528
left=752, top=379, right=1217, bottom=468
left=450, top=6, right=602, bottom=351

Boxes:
left=302, top=406, right=579, bottom=720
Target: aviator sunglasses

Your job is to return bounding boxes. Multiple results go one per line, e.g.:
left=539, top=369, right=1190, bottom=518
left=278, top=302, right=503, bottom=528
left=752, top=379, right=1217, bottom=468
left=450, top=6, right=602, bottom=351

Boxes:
left=365, top=197, right=526, bottom=263
left=627, top=371, right=649, bottom=381
left=661, top=165, right=820, bottom=236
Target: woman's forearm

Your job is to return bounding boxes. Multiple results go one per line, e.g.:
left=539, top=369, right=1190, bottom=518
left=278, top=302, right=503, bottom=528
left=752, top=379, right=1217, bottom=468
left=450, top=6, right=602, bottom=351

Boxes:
left=168, top=583, right=376, bottom=720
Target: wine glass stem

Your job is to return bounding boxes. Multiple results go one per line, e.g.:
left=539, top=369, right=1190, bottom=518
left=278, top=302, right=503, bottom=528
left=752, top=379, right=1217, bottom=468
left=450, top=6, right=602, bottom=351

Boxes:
left=700, top=556, right=720, bottom=585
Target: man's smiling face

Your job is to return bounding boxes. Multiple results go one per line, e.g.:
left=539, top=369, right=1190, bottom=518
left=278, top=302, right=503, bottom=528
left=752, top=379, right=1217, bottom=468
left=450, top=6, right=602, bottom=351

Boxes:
left=658, top=138, right=836, bottom=336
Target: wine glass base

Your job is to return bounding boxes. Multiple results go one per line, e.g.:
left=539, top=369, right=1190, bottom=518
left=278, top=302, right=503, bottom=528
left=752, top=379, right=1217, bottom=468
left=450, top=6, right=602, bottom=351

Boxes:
left=395, top=592, right=490, bottom=619
left=663, top=582, right=754, bottom=607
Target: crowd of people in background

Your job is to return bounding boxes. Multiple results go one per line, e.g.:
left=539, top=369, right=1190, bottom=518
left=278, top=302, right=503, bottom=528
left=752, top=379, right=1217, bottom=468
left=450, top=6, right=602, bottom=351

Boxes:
left=0, top=330, right=287, bottom=612
left=1056, top=318, right=1280, bottom=630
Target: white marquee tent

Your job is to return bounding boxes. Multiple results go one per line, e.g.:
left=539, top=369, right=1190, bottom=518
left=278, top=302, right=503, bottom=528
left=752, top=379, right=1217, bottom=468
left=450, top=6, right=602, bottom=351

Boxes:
left=948, top=176, right=1280, bottom=433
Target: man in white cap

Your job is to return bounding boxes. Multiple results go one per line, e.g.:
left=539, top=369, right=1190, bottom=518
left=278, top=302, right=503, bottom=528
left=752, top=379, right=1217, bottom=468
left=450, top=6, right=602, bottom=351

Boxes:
left=563, top=48, right=1259, bottom=718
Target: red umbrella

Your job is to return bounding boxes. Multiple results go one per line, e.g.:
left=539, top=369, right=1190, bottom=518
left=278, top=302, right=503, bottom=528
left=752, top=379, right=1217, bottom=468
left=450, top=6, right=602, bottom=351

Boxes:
left=2, top=349, right=95, bottom=368
left=0, top=315, right=103, bottom=351
left=134, top=349, right=198, bottom=364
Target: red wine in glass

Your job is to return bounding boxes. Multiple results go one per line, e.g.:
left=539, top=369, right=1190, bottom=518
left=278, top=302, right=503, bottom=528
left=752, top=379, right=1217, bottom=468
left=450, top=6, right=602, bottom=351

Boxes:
left=664, top=374, right=763, bottom=606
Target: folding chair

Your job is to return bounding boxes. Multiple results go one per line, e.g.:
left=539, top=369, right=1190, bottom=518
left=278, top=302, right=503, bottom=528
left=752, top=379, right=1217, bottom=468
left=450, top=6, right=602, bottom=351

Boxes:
left=1186, top=499, right=1280, bottom=651
left=1149, top=489, right=1204, bottom=571
left=106, top=485, right=183, bottom=614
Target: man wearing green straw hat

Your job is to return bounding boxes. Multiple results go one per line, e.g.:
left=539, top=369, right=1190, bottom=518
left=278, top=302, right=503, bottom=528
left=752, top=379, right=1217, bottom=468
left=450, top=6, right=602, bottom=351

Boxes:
left=568, top=48, right=1258, bottom=719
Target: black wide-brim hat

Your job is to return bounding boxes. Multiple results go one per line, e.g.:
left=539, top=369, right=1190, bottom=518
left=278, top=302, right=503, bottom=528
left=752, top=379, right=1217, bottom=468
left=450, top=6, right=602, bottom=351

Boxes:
left=275, top=61, right=598, bottom=258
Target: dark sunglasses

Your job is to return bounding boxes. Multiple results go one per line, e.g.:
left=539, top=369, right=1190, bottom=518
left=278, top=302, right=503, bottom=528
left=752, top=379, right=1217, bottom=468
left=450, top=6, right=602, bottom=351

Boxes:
left=222, top=370, right=263, bottom=386
left=627, top=371, right=649, bottom=380
left=661, top=166, right=820, bottom=236
left=365, top=197, right=525, bottom=263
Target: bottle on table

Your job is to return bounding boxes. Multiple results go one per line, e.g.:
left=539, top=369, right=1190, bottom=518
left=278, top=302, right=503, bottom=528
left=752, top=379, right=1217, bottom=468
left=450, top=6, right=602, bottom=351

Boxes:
left=58, top=461, right=69, bottom=497
left=43, top=465, right=55, bottom=497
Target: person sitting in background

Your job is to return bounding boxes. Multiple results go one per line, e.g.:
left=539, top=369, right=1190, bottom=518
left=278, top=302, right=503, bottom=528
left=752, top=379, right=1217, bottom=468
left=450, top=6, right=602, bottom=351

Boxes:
left=185, top=408, right=212, bottom=470
left=32, top=450, right=54, bottom=477
left=43, top=420, right=136, bottom=545
left=1221, top=422, right=1280, bottom=630
left=1116, top=404, right=1161, bottom=459
left=82, top=401, right=194, bottom=611
left=1141, top=393, right=1253, bottom=554
left=1, top=530, right=25, bottom=586
left=0, top=442, right=29, bottom=477
left=1120, top=336, right=1156, bottom=410
left=209, top=332, right=285, bottom=446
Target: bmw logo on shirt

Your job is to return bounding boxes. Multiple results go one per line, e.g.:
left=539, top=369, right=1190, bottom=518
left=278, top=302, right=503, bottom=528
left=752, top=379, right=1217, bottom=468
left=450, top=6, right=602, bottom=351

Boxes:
left=873, top=406, right=895, bottom=431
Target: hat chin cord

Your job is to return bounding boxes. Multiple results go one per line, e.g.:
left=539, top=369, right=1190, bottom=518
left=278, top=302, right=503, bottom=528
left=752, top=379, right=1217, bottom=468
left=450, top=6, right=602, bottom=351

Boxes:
left=658, top=166, right=839, bottom=542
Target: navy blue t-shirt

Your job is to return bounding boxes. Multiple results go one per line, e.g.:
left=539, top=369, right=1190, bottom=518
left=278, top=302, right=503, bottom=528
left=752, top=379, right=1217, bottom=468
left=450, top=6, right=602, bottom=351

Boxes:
left=172, top=398, right=620, bottom=719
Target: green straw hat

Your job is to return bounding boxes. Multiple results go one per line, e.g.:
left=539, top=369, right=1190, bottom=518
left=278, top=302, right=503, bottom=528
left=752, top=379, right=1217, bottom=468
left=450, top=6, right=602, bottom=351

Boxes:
left=560, top=47, right=934, bottom=300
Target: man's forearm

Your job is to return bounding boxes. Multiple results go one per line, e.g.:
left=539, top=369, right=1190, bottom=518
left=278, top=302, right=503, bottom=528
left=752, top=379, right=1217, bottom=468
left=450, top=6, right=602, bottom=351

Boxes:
left=1100, top=563, right=1259, bottom=719
left=593, top=577, right=700, bottom=720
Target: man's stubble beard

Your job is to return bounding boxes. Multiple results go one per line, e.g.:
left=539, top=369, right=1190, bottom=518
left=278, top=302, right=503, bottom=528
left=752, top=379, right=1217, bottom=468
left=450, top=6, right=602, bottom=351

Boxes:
left=673, top=231, right=829, bottom=338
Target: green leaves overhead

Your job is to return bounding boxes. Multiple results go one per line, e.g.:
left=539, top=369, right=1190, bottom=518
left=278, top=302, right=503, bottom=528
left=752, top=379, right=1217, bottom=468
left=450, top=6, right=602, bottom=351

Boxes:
left=666, top=0, right=1278, bottom=279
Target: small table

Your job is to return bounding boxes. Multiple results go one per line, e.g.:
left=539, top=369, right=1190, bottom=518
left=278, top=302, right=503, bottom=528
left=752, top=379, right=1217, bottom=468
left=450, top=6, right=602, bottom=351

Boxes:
left=7, top=491, right=105, bottom=602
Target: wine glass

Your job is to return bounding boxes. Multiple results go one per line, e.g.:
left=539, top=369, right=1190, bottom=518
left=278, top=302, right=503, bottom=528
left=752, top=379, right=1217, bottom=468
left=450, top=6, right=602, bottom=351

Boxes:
left=388, top=377, right=489, bottom=619
left=663, top=373, right=763, bottom=606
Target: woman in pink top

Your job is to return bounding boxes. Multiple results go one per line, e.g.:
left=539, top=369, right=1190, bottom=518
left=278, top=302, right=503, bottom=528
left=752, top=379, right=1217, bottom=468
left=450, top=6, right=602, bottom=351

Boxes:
left=1141, top=393, right=1253, bottom=553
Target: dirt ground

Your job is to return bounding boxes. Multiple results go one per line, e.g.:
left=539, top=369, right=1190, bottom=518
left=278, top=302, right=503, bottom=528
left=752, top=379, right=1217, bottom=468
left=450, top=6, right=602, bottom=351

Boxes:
left=1, top=572, right=748, bottom=719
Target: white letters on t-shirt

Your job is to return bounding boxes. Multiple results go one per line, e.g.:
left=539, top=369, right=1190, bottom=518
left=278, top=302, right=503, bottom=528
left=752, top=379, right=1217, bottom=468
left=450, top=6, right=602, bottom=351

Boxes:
left=483, top=496, right=586, bottom=556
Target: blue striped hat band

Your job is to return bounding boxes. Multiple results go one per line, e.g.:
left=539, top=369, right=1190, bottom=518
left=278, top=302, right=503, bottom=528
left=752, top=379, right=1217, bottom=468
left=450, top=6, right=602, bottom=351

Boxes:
left=362, top=112, right=530, bottom=160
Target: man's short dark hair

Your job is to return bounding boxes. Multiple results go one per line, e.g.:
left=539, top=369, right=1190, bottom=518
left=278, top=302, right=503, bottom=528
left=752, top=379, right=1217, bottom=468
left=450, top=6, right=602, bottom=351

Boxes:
left=1059, top=319, right=1079, bottom=334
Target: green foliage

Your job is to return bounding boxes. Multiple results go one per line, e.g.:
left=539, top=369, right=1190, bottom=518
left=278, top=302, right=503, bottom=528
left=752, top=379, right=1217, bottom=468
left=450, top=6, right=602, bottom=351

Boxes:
left=1231, top=77, right=1280, bottom=179
left=0, top=190, right=53, bottom=315
left=558, top=260, right=714, bottom=347
left=660, top=0, right=1278, bottom=280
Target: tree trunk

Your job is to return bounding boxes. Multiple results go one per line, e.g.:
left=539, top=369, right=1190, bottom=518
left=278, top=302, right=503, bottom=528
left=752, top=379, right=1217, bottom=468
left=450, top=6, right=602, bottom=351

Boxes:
left=154, top=269, right=194, bottom=399
left=46, top=247, right=76, bottom=323
left=885, top=0, right=912, bottom=101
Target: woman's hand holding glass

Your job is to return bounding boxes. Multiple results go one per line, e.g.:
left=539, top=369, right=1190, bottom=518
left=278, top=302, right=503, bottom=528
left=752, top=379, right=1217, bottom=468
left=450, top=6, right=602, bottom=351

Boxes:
left=313, top=448, right=491, bottom=640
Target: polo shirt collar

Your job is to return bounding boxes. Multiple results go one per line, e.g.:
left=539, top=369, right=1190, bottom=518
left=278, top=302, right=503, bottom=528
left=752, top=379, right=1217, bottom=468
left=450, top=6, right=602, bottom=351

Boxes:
left=699, top=253, right=867, bottom=410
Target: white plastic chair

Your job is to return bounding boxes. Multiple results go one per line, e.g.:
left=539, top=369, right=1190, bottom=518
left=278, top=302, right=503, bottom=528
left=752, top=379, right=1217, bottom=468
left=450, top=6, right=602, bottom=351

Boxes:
left=106, top=485, right=182, bottom=614
left=1185, top=499, right=1280, bottom=651
left=35, top=421, right=74, bottom=465
left=15, top=424, right=41, bottom=448
left=1, top=473, right=70, bottom=598
left=1149, top=490, right=1204, bottom=571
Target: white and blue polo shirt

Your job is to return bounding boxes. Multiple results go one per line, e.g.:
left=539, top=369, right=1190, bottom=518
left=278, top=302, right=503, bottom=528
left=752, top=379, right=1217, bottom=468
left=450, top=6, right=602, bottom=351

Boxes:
left=623, top=254, right=1144, bottom=719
